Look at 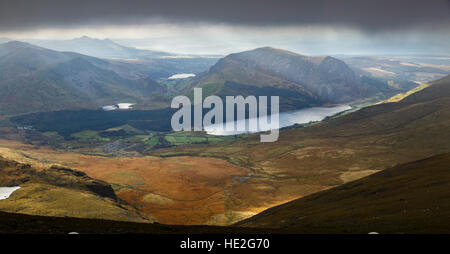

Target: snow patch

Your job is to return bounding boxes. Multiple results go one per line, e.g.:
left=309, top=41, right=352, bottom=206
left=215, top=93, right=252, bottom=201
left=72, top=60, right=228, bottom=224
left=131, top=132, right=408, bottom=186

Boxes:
left=0, top=186, right=21, bottom=200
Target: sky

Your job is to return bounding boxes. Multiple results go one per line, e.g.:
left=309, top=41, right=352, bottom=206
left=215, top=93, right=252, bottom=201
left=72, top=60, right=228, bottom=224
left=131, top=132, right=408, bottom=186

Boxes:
left=0, top=0, right=449, bottom=55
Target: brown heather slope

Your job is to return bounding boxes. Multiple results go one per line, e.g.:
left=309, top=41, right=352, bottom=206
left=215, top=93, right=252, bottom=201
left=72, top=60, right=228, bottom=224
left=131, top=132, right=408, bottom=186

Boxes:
left=236, top=153, right=450, bottom=234
left=0, top=143, right=251, bottom=225
left=2, top=153, right=450, bottom=234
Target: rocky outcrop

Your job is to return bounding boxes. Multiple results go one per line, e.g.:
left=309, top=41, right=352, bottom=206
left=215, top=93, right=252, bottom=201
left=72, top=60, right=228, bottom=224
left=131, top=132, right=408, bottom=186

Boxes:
left=0, top=156, right=116, bottom=200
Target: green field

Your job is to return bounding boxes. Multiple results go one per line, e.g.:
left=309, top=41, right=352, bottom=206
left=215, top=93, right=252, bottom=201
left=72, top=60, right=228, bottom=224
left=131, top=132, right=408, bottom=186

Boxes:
left=163, top=132, right=232, bottom=145
left=70, top=130, right=110, bottom=142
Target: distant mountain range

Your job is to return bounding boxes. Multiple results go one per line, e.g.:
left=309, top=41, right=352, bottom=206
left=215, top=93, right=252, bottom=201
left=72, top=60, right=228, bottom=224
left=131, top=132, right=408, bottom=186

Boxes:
left=0, top=41, right=422, bottom=115
left=187, top=47, right=418, bottom=111
left=1, top=37, right=221, bottom=79
left=343, top=56, right=450, bottom=83
left=26, top=36, right=172, bottom=59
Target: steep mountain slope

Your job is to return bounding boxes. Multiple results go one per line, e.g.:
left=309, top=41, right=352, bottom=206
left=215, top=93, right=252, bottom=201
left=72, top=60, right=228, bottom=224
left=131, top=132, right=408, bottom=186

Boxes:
left=0, top=41, right=166, bottom=115
left=27, top=36, right=172, bottom=59
left=310, top=75, right=450, bottom=137
left=188, top=47, right=415, bottom=110
left=0, top=41, right=73, bottom=80
left=236, top=152, right=450, bottom=233
left=0, top=156, right=150, bottom=222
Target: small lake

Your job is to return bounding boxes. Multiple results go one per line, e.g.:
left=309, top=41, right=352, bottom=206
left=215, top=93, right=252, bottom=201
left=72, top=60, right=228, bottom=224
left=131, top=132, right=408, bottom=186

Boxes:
left=168, top=73, right=196, bottom=79
left=0, top=186, right=21, bottom=200
left=117, top=103, right=134, bottom=109
left=102, top=103, right=135, bottom=111
left=204, top=105, right=351, bottom=136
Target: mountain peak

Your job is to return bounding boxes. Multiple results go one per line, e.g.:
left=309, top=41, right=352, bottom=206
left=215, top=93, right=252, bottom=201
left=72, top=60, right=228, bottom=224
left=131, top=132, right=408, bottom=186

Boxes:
left=0, top=41, right=42, bottom=55
left=254, top=46, right=278, bottom=51
left=78, top=35, right=94, bottom=40
left=75, top=36, right=115, bottom=43
left=3, top=40, right=33, bottom=47
left=228, top=47, right=308, bottom=60
left=246, top=46, right=292, bottom=53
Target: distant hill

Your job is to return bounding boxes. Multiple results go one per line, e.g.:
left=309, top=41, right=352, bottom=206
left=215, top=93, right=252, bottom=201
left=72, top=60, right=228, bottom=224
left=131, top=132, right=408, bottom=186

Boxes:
left=25, top=37, right=220, bottom=79
left=236, top=152, right=450, bottom=233
left=27, top=36, right=172, bottom=59
left=9, top=37, right=220, bottom=80
left=342, top=56, right=450, bottom=83
left=188, top=47, right=417, bottom=111
left=0, top=41, right=167, bottom=115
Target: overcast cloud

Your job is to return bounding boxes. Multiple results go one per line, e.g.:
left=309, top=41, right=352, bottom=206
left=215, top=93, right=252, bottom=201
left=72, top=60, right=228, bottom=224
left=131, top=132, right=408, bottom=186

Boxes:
left=0, top=0, right=449, bottom=55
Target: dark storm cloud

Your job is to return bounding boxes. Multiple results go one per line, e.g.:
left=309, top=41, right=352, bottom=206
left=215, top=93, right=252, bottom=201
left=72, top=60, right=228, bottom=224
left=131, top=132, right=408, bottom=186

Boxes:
left=0, top=0, right=449, bottom=31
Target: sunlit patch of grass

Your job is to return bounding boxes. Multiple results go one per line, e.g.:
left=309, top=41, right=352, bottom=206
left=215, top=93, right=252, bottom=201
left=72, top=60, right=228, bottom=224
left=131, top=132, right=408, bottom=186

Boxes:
left=109, top=171, right=146, bottom=186
left=142, top=193, right=174, bottom=205
left=378, top=82, right=431, bottom=104
left=71, top=130, right=110, bottom=142
left=42, top=131, right=63, bottom=138
left=143, top=136, right=160, bottom=146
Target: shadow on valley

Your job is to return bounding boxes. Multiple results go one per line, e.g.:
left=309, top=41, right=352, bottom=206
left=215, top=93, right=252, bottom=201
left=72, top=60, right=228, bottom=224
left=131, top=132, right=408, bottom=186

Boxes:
left=10, top=109, right=176, bottom=138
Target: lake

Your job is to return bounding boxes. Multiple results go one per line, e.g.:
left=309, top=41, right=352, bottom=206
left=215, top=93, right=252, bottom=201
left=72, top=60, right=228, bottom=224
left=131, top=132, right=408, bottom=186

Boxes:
left=102, top=103, right=135, bottom=111
left=204, top=105, right=351, bottom=136
left=11, top=105, right=351, bottom=138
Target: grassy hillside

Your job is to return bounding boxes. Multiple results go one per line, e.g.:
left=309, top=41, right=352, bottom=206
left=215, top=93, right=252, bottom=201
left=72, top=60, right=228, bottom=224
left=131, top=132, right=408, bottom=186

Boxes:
left=0, top=156, right=149, bottom=222
left=377, top=82, right=431, bottom=104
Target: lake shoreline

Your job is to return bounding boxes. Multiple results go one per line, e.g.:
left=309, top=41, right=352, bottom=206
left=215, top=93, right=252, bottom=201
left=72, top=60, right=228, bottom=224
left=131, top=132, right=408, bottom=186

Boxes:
left=204, top=105, right=352, bottom=136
